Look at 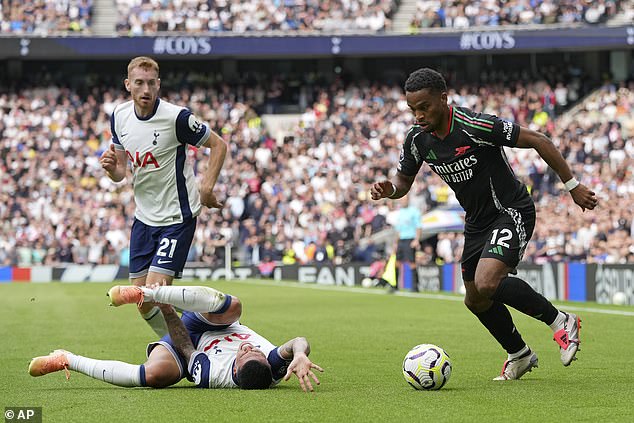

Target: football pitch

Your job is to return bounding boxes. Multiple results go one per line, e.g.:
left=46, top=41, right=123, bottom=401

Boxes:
left=2, top=280, right=633, bottom=423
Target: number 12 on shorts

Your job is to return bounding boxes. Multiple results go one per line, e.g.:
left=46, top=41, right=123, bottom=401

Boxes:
left=490, top=228, right=512, bottom=248
left=157, top=238, right=177, bottom=258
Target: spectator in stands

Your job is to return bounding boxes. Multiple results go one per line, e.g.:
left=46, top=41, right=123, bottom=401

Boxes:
left=1, top=69, right=632, bottom=270
left=410, top=0, right=625, bottom=30
left=1, top=0, right=93, bottom=35
left=114, top=0, right=396, bottom=35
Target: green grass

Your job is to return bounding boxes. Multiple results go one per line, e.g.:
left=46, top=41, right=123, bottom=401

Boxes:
left=1, top=280, right=633, bottom=423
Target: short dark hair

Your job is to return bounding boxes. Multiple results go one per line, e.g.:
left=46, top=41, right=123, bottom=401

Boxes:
left=237, top=360, right=273, bottom=390
left=404, top=68, right=447, bottom=93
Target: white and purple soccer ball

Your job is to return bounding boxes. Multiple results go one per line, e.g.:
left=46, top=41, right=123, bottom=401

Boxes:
left=402, top=344, right=452, bottom=390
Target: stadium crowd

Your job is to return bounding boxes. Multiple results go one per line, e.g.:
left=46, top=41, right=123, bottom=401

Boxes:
left=0, top=69, right=633, bottom=268
left=1, top=0, right=629, bottom=35
left=0, top=0, right=93, bottom=34
left=114, top=0, right=397, bottom=35
left=409, top=0, right=627, bottom=32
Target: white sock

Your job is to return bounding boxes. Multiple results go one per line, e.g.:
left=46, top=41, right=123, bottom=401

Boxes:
left=508, top=345, right=530, bottom=360
left=67, top=353, right=143, bottom=387
left=142, top=306, right=168, bottom=337
left=142, top=286, right=230, bottom=313
left=549, top=311, right=567, bottom=332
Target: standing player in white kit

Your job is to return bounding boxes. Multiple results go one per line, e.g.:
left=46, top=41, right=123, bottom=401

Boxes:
left=99, top=56, right=227, bottom=336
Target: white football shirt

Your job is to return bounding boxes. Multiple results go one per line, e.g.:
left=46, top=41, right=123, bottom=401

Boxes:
left=189, top=322, right=284, bottom=389
left=110, top=98, right=210, bottom=226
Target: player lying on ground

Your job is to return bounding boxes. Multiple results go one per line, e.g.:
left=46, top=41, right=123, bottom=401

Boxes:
left=29, top=285, right=323, bottom=391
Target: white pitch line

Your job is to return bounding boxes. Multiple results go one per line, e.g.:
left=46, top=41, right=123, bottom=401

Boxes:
left=229, top=279, right=634, bottom=317
left=555, top=304, right=634, bottom=317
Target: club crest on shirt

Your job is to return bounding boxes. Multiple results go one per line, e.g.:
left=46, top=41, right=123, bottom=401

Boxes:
left=454, top=146, right=471, bottom=156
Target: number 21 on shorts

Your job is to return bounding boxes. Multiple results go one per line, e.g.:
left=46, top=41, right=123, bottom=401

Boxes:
left=157, top=237, right=177, bottom=258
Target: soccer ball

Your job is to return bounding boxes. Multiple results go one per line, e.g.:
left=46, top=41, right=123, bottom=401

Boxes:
left=361, top=277, right=374, bottom=288
left=612, top=291, right=627, bottom=305
left=402, top=344, right=452, bottom=390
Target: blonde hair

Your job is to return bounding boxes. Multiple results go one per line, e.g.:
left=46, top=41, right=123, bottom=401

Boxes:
left=127, top=56, right=159, bottom=77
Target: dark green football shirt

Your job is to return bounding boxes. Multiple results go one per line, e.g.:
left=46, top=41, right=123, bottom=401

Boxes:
left=398, top=106, right=533, bottom=232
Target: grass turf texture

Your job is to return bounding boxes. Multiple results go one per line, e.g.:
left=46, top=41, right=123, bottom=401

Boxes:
left=1, top=280, right=633, bottom=423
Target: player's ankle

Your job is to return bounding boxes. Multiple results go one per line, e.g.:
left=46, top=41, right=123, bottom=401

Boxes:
left=548, top=311, right=567, bottom=332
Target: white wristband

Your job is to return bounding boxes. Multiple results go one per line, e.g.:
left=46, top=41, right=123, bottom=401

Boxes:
left=564, top=178, right=580, bottom=192
left=388, top=183, right=398, bottom=198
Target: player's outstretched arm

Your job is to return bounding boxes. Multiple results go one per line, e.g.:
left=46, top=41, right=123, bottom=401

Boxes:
left=199, top=130, right=228, bottom=209
left=370, top=171, right=416, bottom=201
left=515, top=127, right=598, bottom=212
left=158, top=304, right=195, bottom=360
left=279, top=337, right=324, bottom=392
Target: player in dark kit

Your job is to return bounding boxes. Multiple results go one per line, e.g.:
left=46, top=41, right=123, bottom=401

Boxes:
left=371, top=68, right=598, bottom=380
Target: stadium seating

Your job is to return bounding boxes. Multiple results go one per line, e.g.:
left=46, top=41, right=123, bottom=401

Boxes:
left=408, top=0, right=626, bottom=32
left=0, top=0, right=93, bottom=34
left=1, top=72, right=632, bottom=267
left=0, top=1, right=627, bottom=35
left=114, top=0, right=398, bottom=35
